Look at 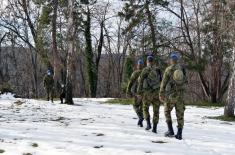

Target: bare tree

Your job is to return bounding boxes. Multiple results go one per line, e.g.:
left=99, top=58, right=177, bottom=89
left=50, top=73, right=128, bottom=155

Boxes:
left=224, top=1, right=235, bottom=117
left=65, top=0, right=75, bottom=104
left=51, top=0, right=62, bottom=96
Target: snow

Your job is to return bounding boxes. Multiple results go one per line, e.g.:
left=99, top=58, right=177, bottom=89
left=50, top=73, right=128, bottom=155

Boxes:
left=0, top=93, right=15, bottom=100
left=0, top=95, right=235, bottom=155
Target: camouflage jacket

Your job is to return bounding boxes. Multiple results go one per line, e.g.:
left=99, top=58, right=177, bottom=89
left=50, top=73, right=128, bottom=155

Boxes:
left=159, top=64, right=186, bottom=96
left=137, top=65, right=162, bottom=95
left=126, top=69, right=142, bottom=95
left=43, top=75, right=54, bottom=89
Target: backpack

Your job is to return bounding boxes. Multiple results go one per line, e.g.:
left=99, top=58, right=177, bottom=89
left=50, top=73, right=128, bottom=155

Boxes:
left=143, top=67, right=162, bottom=90
left=171, top=65, right=186, bottom=85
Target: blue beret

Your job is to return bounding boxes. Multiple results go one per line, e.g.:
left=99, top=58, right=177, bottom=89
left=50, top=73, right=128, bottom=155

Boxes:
left=137, top=59, right=144, bottom=65
left=170, top=52, right=179, bottom=60
left=147, top=55, right=154, bottom=62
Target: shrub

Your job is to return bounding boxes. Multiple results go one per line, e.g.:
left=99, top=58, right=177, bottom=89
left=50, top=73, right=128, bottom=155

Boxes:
left=0, top=82, right=13, bottom=94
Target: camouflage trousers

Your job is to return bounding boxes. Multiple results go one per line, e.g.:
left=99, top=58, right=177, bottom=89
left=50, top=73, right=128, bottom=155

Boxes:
left=133, top=96, right=143, bottom=119
left=142, top=92, right=161, bottom=124
left=46, top=87, right=54, bottom=102
left=164, top=92, right=185, bottom=128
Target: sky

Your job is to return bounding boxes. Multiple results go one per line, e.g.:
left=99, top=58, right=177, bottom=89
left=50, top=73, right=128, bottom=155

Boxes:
left=0, top=0, right=7, bottom=10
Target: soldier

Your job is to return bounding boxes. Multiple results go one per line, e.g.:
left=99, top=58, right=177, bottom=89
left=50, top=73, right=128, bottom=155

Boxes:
left=137, top=56, right=162, bottom=133
left=43, top=70, right=54, bottom=102
left=126, top=59, right=144, bottom=127
left=159, top=52, right=187, bottom=140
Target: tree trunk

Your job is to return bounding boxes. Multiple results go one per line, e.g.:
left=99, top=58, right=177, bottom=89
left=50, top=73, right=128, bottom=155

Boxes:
left=224, top=47, right=235, bottom=117
left=52, top=0, right=61, bottom=96
left=65, top=0, right=75, bottom=105
left=0, top=33, right=7, bottom=84
left=145, top=1, right=157, bottom=54
left=93, top=21, right=104, bottom=97
left=84, top=7, right=97, bottom=97
left=224, top=0, right=235, bottom=116
left=96, top=21, right=104, bottom=70
left=30, top=48, right=38, bottom=98
left=21, top=0, right=36, bottom=41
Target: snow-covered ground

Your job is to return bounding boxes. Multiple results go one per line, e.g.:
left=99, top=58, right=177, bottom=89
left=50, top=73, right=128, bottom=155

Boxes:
left=0, top=94, right=235, bottom=155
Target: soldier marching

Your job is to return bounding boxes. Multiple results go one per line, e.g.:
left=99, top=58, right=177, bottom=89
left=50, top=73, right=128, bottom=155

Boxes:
left=126, top=52, right=187, bottom=140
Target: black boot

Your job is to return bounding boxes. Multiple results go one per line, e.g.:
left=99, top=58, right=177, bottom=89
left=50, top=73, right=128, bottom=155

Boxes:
left=145, top=118, right=151, bottom=130
left=137, top=117, right=144, bottom=127
left=175, top=128, right=183, bottom=140
left=152, top=123, right=157, bottom=133
left=164, top=121, right=174, bottom=137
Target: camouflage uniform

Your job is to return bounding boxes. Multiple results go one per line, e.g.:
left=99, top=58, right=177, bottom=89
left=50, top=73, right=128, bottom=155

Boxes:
left=137, top=66, right=162, bottom=126
left=43, top=74, right=54, bottom=102
left=126, top=69, right=143, bottom=121
left=160, top=64, right=186, bottom=128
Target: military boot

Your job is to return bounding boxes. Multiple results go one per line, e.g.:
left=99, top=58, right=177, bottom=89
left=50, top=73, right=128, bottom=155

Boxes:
left=175, top=128, right=183, bottom=140
left=137, top=117, right=144, bottom=127
left=145, top=118, right=151, bottom=130
left=164, top=121, right=174, bottom=137
left=152, top=123, right=157, bottom=133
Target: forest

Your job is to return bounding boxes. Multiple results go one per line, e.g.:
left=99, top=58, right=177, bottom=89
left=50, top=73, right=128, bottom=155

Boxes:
left=0, top=0, right=235, bottom=155
left=1, top=0, right=234, bottom=114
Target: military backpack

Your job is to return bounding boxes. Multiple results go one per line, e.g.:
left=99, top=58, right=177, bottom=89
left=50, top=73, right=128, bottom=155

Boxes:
left=143, top=67, right=162, bottom=91
left=166, top=64, right=186, bottom=94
